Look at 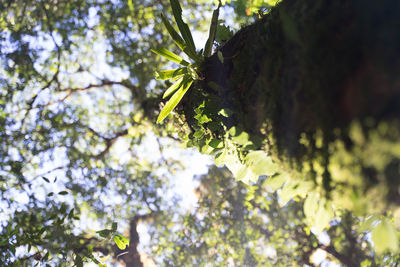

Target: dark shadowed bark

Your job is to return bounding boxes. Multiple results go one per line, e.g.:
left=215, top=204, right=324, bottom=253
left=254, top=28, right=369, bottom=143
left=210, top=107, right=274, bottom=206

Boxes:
left=182, top=0, right=400, bottom=205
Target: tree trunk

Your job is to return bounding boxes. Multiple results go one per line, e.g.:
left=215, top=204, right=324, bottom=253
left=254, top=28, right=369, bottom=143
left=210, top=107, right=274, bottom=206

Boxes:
left=184, top=0, right=400, bottom=209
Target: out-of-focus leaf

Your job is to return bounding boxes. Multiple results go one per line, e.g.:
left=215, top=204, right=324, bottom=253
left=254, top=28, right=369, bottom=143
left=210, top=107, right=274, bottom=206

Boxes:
left=217, top=51, right=224, bottom=63
left=236, top=165, right=258, bottom=184
left=67, top=209, right=74, bottom=219
left=264, top=173, right=286, bottom=191
left=228, top=127, right=251, bottom=146
left=96, top=229, right=111, bottom=238
left=372, top=219, right=399, bottom=254
left=218, top=108, right=233, bottom=117
left=74, top=255, right=83, bottom=267
left=42, top=252, right=49, bottom=261
left=245, top=150, right=279, bottom=176
left=313, top=200, right=334, bottom=234
left=209, top=139, right=223, bottom=149
left=279, top=180, right=313, bottom=206
left=266, top=0, right=280, bottom=6
left=60, top=203, right=67, bottom=214
left=214, top=151, right=225, bottom=167
left=358, top=215, right=379, bottom=233
left=304, top=192, right=319, bottom=222
left=114, top=234, right=129, bottom=250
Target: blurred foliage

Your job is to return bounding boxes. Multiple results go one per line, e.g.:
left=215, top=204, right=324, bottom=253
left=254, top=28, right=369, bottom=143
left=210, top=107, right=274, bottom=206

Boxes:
left=153, top=166, right=399, bottom=266
left=0, top=0, right=399, bottom=266
left=0, top=0, right=208, bottom=265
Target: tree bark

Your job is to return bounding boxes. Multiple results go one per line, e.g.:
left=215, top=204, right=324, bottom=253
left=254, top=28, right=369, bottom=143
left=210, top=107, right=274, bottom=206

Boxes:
left=184, top=0, right=400, bottom=206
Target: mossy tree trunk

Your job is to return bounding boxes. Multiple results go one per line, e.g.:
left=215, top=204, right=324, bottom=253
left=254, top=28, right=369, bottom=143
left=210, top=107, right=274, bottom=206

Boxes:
left=183, top=0, right=400, bottom=210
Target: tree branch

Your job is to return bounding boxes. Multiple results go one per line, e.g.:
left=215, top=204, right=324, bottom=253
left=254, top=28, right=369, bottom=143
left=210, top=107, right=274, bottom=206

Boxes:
left=92, top=128, right=129, bottom=160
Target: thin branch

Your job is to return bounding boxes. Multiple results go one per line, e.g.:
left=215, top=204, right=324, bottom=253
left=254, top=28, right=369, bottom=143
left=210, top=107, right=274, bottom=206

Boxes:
left=59, top=80, right=140, bottom=102
left=27, top=165, right=67, bottom=183
left=19, top=51, right=60, bottom=130
left=93, top=129, right=129, bottom=160
left=20, top=2, right=61, bottom=130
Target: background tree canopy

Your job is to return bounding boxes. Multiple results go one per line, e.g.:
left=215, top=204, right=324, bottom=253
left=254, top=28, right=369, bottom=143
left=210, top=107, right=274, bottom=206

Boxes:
left=0, top=0, right=399, bottom=266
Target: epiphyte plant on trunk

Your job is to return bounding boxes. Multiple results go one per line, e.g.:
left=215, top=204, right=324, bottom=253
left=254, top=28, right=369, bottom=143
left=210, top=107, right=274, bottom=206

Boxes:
left=152, top=0, right=221, bottom=123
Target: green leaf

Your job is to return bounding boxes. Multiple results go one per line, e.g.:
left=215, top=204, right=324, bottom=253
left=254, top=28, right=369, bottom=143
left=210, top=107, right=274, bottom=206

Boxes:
left=200, top=143, right=214, bottom=154
left=222, top=153, right=250, bottom=181
left=60, top=203, right=67, bottom=214
left=112, top=222, right=118, bottom=232
left=215, top=23, right=234, bottom=43
left=279, top=180, right=313, bottom=206
left=204, top=2, right=220, bottom=57
left=155, top=68, right=186, bottom=80
left=161, top=13, right=186, bottom=51
left=161, top=13, right=201, bottom=61
left=193, top=130, right=205, bottom=139
left=42, top=252, right=49, bottom=261
left=68, top=208, right=74, bottom=219
left=358, top=215, right=380, bottom=233
left=264, top=173, right=286, bottom=191
left=218, top=108, right=233, bottom=117
left=157, top=76, right=193, bottom=123
left=209, top=139, right=223, bottom=149
left=304, top=192, right=319, bottom=222
left=194, top=114, right=212, bottom=124
left=245, top=150, right=279, bottom=176
left=42, top=177, right=50, bottom=183
left=227, top=127, right=251, bottom=146
left=114, top=234, right=129, bottom=250
left=151, top=48, right=189, bottom=66
left=217, top=51, right=224, bottom=63
left=214, top=151, right=225, bottom=167
left=58, top=191, right=68, bottom=195
left=372, top=219, right=399, bottom=254
left=236, top=165, right=258, bottom=184
left=313, top=200, right=334, bottom=234
left=96, top=229, right=111, bottom=238
left=267, top=0, right=281, bottom=6
left=74, top=255, right=83, bottom=267
left=163, top=76, right=184, bottom=99
left=170, top=0, right=196, bottom=56
left=187, top=65, right=198, bottom=80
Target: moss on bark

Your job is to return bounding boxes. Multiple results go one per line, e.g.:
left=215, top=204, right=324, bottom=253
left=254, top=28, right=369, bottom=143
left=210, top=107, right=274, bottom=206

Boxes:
left=182, top=0, right=400, bottom=211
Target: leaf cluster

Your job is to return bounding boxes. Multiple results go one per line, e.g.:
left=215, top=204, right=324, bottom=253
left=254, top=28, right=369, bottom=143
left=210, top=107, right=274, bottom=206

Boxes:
left=152, top=0, right=222, bottom=123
